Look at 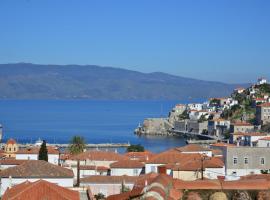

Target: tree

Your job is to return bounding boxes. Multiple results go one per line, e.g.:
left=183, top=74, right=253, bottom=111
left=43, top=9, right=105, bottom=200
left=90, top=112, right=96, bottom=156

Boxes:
left=68, top=136, right=86, bottom=155
left=68, top=136, right=86, bottom=187
left=94, top=193, right=105, bottom=200
left=121, top=182, right=130, bottom=193
left=38, top=140, right=48, bottom=161
left=127, top=144, right=144, bottom=152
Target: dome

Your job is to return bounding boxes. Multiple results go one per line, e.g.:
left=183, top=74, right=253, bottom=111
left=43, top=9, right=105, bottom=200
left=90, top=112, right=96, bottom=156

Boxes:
left=7, top=138, right=17, bottom=145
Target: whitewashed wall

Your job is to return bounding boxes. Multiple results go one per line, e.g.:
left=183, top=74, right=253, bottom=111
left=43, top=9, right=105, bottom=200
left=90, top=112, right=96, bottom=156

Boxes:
left=110, top=168, right=142, bottom=176
left=145, top=164, right=163, bottom=174
left=15, top=154, right=59, bottom=165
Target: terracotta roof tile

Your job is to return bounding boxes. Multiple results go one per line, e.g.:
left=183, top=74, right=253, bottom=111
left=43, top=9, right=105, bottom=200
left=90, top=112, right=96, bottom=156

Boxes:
left=6, top=138, right=17, bottom=145
left=125, top=151, right=155, bottom=162
left=175, top=144, right=211, bottom=152
left=80, top=175, right=138, bottom=184
left=0, top=160, right=73, bottom=178
left=16, top=146, right=59, bottom=154
left=2, top=179, right=79, bottom=200
left=110, top=160, right=144, bottom=168
left=259, top=136, right=270, bottom=141
left=80, top=165, right=109, bottom=171
left=71, top=150, right=128, bottom=161
left=258, top=102, right=270, bottom=107
left=210, top=143, right=236, bottom=147
left=231, top=121, right=253, bottom=126
left=0, top=159, right=27, bottom=165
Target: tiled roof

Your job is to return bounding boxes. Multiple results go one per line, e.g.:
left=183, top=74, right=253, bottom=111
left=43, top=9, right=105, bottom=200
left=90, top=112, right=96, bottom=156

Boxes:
left=259, top=136, right=270, bottom=141
left=125, top=151, right=155, bottom=162
left=0, top=160, right=73, bottom=178
left=6, top=138, right=17, bottom=145
left=210, top=143, right=236, bottom=147
left=16, top=146, right=59, bottom=155
left=70, top=150, right=128, bottom=161
left=170, top=157, right=224, bottom=171
left=231, top=122, right=253, bottom=126
left=80, top=175, right=138, bottom=184
left=2, top=180, right=79, bottom=200
left=146, top=151, right=201, bottom=164
left=258, top=102, right=270, bottom=107
left=0, top=159, right=27, bottom=165
left=110, top=160, right=144, bottom=169
left=233, top=132, right=267, bottom=136
left=80, top=165, right=109, bottom=171
left=175, top=144, right=211, bottom=152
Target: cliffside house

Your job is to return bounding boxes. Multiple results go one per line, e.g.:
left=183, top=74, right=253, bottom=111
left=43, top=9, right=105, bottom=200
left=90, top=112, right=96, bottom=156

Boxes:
left=0, top=160, right=74, bottom=195
left=230, top=121, right=254, bottom=133
left=208, top=119, right=230, bottom=138
left=230, top=132, right=269, bottom=146
left=256, top=102, right=270, bottom=125
left=257, top=77, right=267, bottom=85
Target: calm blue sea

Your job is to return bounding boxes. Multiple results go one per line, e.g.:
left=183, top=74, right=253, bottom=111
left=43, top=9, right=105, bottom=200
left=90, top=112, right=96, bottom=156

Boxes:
left=0, top=100, right=203, bottom=152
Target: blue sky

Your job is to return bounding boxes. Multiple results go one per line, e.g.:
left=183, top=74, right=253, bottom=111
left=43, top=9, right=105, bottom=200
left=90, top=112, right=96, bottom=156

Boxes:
left=0, top=0, right=269, bottom=83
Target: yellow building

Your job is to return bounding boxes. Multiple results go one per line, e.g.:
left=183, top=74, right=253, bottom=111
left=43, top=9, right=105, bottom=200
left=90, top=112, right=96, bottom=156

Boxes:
left=4, top=138, right=18, bottom=158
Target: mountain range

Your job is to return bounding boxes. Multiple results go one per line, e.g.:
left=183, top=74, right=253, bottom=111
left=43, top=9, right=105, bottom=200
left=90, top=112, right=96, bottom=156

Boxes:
left=0, top=63, right=249, bottom=100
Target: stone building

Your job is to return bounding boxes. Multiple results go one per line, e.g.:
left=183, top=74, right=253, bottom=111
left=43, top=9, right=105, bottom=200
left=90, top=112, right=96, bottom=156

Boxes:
left=4, top=138, right=18, bottom=158
left=256, top=102, right=270, bottom=125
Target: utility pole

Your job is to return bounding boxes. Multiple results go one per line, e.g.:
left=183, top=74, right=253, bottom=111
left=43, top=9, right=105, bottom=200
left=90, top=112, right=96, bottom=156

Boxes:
left=199, top=153, right=210, bottom=180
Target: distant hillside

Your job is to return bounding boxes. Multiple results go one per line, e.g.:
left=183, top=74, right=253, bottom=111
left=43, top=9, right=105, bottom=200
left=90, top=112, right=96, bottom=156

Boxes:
left=0, top=63, right=249, bottom=100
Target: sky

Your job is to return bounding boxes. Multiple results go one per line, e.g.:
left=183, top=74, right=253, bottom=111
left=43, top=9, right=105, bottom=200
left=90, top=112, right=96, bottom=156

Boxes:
left=0, top=0, right=269, bottom=83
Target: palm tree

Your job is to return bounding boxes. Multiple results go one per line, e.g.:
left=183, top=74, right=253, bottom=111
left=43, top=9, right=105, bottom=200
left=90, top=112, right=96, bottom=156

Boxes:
left=68, top=136, right=86, bottom=187
left=68, top=136, right=86, bottom=155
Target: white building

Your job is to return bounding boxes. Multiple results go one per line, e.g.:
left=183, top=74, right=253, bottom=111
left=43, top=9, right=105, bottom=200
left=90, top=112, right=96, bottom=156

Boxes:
left=257, top=77, right=267, bottom=85
left=15, top=146, right=59, bottom=165
left=80, top=165, right=109, bottom=177
left=257, top=136, right=270, bottom=147
left=110, top=160, right=144, bottom=176
left=187, top=103, right=203, bottom=111
left=0, top=160, right=74, bottom=196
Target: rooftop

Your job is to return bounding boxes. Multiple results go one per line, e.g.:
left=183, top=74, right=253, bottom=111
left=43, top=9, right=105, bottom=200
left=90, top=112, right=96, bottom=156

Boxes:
left=258, top=102, right=270, bottom=107
left=110, top=160, right=144, bottom=169
left=0, top=160, right=74, bottom=178
left=16, top=146, right=59, bottom=155
left=175, top=144, right=211, bottom=152
left=2, top=180, right=79, bottom=200
left=6, top=138, right=17, bottom=145
left=80, top=175, right=138, bottom=184
left=70, top=150, right=128, bottom=161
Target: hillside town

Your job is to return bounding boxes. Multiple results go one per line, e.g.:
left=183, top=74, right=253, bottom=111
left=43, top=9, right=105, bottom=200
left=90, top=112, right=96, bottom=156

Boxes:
left=0, top=79, right=269, bottom=199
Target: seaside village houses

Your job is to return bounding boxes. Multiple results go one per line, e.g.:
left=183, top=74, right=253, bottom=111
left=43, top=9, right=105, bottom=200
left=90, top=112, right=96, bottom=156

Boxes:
left=2, top=78, right=270, bottom=199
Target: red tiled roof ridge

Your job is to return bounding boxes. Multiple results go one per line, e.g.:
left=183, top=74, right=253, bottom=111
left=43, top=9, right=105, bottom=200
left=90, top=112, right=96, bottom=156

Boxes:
left=71, top=150, right=128, bottom=161
left=258, top=102, right=270, bottom=107
left=2, top=179, right=79, bottom=200
left=6, top=138, right=17, bottom=145
left=110, top=160, right=144, bottom=168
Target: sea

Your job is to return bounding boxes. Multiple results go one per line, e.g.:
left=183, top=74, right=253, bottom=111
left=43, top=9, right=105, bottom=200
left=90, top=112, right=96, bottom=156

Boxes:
left=0, top=99, right=203, bottom=153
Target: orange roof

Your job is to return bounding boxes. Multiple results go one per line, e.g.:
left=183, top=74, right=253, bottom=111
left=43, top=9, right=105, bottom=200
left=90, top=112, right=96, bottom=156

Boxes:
left=0, top=160, right=73, bottom=178
left=231, top=122, right=253, bottom=126
left=80, top=175, right=138, bottom=184
left=175, top=144, right=211, bottom=152
left=210, top=143, right=236, bottom=147
left=233, top=132, right=268, bottom=136
left=258, top=102, right=270, bottom=107
left=169, top=157, right=224, bottom=171
left=16, top=146, right=59, bottom=154
left=110, top=160, right=144, bottom=168
left=6, top=138, right=17, bottom=145
left=2, top=180, right=79, bottom=200
left=125, top=151, right=155, bottom=162
left=71, top=150, right=128, bottom=161
left=80, top=165, right=109, bottom=171
left=0, top=159, right=27, bottom=165
left=259, top=136, right=270, bottom=141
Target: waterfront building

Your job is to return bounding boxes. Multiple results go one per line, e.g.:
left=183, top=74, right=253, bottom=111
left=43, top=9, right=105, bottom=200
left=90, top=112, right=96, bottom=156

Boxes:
left=256, top=102, right=270, bottom=125
left=0, top=160, right=74, bottom=195
left=208, top=119, right=230, bottom=138
left=4, top=138, right=18, bottom=158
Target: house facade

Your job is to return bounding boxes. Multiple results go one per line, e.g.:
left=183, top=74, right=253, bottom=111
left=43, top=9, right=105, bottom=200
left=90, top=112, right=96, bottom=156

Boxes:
left=256, top=102, right=270, bottom=125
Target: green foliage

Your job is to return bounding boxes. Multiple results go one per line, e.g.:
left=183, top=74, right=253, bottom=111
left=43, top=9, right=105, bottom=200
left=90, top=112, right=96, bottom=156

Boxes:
left=121, top=182, right=131, bottom=193
left=223, top=130, right=231, bottom=139
left=127, top=144, right=144, bottom=152
left=210, top=98, right=220, bottom=106
left=94, top=193, right=105, bottom=200
left=178, top=109, right=189, bottom=120
left=256, top=83, right=270, bottom=94
left=262, top=123, right=270, bottom=133
left=234, top=93, right=247, bottom=105
left=68, top=136, right=86, bottom=155
left=198, top=114, right=207, bottom=123
left=38, top=140, right=48, bottom=162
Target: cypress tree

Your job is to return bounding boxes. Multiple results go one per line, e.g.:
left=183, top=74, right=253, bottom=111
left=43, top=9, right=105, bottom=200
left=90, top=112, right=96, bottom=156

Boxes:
left=38, top=140, right=48, bottom=161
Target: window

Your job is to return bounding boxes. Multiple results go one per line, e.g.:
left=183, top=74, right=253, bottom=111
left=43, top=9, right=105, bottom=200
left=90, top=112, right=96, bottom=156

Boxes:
left=244, top=157, right=249, bottom=164
left=151, top=166, right=156, bottom=172
left=133, top=169, right=139, bottom=175
left=261, top=157, right=265, bottom=165
left=233, top=157, right=238, bottom=165
left=232, top=171, right=237, bottom=176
